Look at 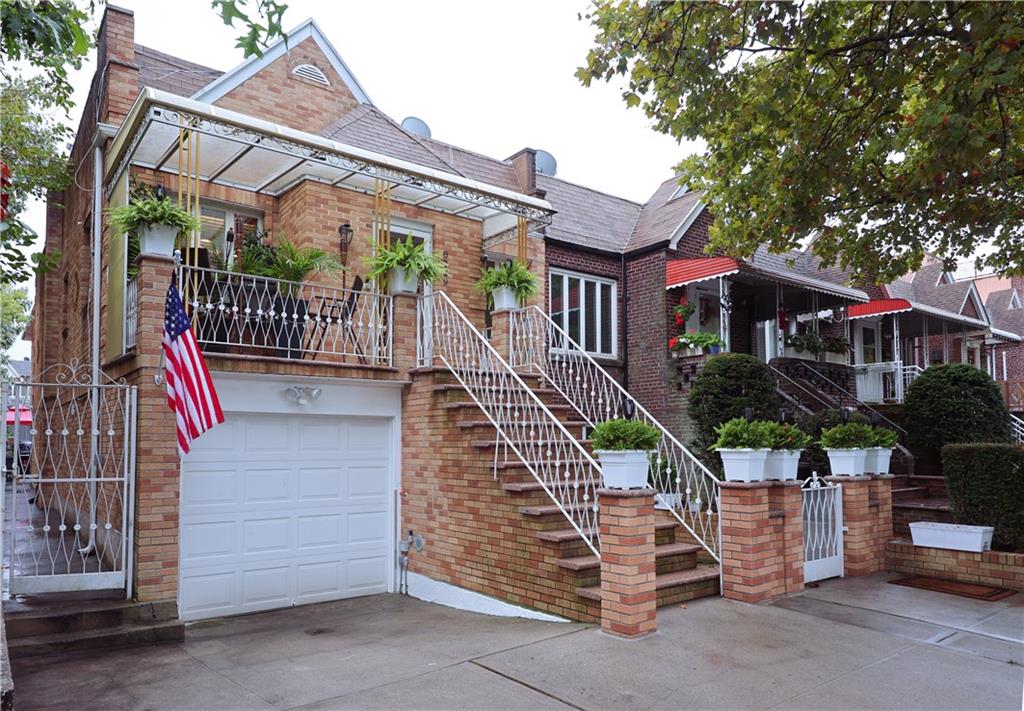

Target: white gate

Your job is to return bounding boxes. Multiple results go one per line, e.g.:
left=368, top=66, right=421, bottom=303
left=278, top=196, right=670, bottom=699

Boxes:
left=802, top=473, right=844, bottom=583
left=2, top=362, right=136, bottom=595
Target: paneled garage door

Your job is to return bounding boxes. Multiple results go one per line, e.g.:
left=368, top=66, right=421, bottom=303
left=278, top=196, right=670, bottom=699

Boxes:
left=179, top=413, right=392, bottom=620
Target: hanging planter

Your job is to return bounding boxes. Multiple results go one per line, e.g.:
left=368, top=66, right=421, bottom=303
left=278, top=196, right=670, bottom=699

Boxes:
left=388, top=266, right=419, bottom=295
left=107, top=195, right=199, bottom=258
left=476, top=261, right=538, bottom=312
left=368, top=235, right=448, bottom=296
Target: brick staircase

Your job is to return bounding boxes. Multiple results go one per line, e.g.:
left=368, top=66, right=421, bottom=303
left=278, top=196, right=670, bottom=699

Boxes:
left=419, top=367, right=720, bottom=621
left=891, top=450, right=953, bottom=537
left=3, top=594, right=182, bottom=658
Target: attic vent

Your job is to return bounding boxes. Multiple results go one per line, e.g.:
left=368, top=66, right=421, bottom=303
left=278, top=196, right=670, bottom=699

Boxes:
left=292, top=63, right=330, bottom=86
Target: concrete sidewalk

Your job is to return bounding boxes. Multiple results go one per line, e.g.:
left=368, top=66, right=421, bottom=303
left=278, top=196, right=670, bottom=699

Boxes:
left=11, top=593, right=1024, bottom=710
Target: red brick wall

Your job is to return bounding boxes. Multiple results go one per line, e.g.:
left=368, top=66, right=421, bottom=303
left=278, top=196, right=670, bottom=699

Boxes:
left=887, top=540, right=1024, bottom=592
left=625, top=250, right=669, bottom=422
left=213, top=37, right=360, bottom=134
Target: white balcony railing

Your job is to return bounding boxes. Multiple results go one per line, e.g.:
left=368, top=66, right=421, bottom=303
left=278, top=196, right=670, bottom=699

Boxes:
left=124, top=277, right=138, bottom=352
left=855, top=361, right=924, bottom=403
left=178, top=265, right=393, bottom=366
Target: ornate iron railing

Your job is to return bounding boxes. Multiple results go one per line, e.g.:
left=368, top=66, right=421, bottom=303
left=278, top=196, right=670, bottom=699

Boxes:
left=418, top=292, right=603, bottom=557
left=177, top=264, right=392, bottom=366
left=124, top=277, right=138, bottom=352
left=508, top=306, right=721, bottom=562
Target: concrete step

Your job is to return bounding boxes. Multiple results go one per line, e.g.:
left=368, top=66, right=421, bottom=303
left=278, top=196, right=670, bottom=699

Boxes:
left=4, top=599, right=177, bottom=639
left=7, top=619, right=184, bottom=658
left=576, top=565, right=720, bottom=606
left=557, top=542, right=702, bottom=573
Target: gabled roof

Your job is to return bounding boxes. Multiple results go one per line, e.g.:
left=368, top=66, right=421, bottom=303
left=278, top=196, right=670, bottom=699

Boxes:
left=883, top=258, right=990, bottom=325
left=192, top=18, right=373, bottom=105
left=625, top=177, right=703, bottom=252
left=985, top=288, right=1024, bottom=337
left=136, top=44, right=223, bottom=97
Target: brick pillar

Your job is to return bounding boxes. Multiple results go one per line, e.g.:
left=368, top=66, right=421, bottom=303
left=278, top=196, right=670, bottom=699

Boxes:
left=488, top=308, right=511, bottom=360
left=871, top=474, right=895, bottom=570
left=598, top=488, right=657, bottom=638
left=720, top=481, right=803, bottom=603
left=391, top=292, right=419, bottom=375
left=828, top=475, right=881, bottom=576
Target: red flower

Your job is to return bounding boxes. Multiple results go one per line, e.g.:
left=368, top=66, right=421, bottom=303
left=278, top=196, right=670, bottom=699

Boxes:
left=674, top=313, right=684, bottom=326
left=679, top=295, right=688, bottom=305
left=668, top=337, right=678, bottom=349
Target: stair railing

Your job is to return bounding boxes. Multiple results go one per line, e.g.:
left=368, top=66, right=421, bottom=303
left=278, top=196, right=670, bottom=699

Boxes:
left=769, top=364, right=835, bottom=412
left=417, top=292, right=603, bottom=557
left=508, top=306, right=721, bottom=562
left=1010, top=413, right=1024, bottom=445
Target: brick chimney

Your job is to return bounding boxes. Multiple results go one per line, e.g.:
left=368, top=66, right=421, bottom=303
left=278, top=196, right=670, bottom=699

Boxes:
left=96, top=5, right=138, bottom=125
left=506, top=148, right=545, bottom=198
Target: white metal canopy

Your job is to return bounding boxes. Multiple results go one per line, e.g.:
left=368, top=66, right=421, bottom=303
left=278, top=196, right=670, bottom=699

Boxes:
left=104, top=89, right=553, bottom=236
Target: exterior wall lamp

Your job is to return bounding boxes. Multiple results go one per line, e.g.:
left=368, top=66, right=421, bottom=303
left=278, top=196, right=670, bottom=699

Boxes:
left=338, top=222, right=353, bottom=264
left=285, top=386, right=322, bottom=406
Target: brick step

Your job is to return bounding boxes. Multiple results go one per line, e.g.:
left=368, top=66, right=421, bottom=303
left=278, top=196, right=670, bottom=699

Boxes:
left=473, top=439, right=593, bottom=450
left=893, top=497, right=951, bottom=512
left=557, top=542, right=701, bottom=573
left=457, top=420, right=590, bottom=433
left=7, top=619, right=184, bottom=658
left=892, top=486, right=929, bottom=501
left=536, top=519, right=677, bottom=544
left=575, top=565, right=721, bottom=605
left=4, top=599, right=178, bottom=639
left=440, top=400, right=574, bottom=415
left=430, top=383, right=561, bottom=399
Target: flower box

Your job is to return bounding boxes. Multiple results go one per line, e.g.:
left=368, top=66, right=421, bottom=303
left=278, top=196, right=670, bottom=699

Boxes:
left=596, top=450, right=651, bottom=489
left=864, top=447, right=893, bottom=475
left=825, top=448, right=868, bottom=476
left=654, top=492, right=683, bottom=510
left=909, top=522, right=994, bottom=552
left=824, top=351, right=849, bottom=365
left=718, top=448, right=769, bottom=482
left=138, top=224, right=178, bottom=256
left=783, top=346, right=815, bottom=361
left=389, top=266, right=419, bottom=295
left=765, top=450, right=801, bottom=481
left=491, top=285, right=518, bottom=312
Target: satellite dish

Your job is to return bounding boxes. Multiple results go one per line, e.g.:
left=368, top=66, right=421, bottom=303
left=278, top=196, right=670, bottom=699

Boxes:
left=535, top=149, right=557, bottom=176
left=401, top=116, right=431, bottom=139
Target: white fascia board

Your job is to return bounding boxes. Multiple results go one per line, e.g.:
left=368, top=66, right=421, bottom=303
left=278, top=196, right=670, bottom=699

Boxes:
left=909, top=300, right=989, bottom=329
left=105, top=89, right=553, bottom=214
left=191, top=18, right=373, bottom=105
left=959, top=282, right=990, bottom=325
left=667, top=201, right=706, bottom=250
left=989, top=327, right=1022, bottom=342
left=754, top=266, right=869, bottom=302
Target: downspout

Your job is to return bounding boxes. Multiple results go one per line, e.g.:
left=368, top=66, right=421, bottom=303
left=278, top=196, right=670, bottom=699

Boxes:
left=621, top=250, right=628, bottom=391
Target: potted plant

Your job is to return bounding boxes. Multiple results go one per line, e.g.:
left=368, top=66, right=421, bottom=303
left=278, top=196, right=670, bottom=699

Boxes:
left=822, top=335, right=852, bottom=365
left=688, top=493, right=702, bottom=515
left=712, top=418, right=773, bottom=482
left=670, top=330, right=725, bottom=358
left=591, top=418, right=661, bottom=489
left=107, top=194, right=198, bottom=256
left=764, top=422, right=812, bottom=481
left=368, top=234, right=447, bottom=295
left=476, top=260, right=538, bottom=311
left=819, top=422, right=875, bottom=476
left=864, top=426, right=898, bottom=475
left=673, top=295, right=695, bottom=328
left=261, top=236, right=343, bottom=359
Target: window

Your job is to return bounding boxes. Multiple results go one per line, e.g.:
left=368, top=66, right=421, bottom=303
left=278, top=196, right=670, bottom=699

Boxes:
left=861, top=325, right=877, bottom=364
left=549, top=269, right=616, bottom=357
left=196, top=201, right=262, bottom=267
left=1010, top=291, right=1022, bottom=310
left=668, top=183, right=689, bottom=202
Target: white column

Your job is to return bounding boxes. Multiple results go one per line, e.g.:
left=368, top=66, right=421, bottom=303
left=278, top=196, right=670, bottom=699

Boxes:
left=893, top=315, right=902, bottom=364
left=719, top=277, right=731, bottom=352
left=922, top=316, right=929, bottom=368
left=1003, top=350, right=1008, bottom=381
left=811, top=292, right=820, bottom=333
left=942, top=322, right=949, bottom=364
left=774, top=283, right=785, bottom=358
left=960, top=329, right=968, bottom=363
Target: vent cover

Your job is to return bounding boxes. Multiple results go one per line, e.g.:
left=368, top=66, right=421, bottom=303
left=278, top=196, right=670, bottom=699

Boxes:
left=292, top=63, right=330, bottom=86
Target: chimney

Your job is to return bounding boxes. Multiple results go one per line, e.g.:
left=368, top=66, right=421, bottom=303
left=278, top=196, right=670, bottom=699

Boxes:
left=96, top=5, right=138, bottom=125
left=506, top=148, right=545, bottom=198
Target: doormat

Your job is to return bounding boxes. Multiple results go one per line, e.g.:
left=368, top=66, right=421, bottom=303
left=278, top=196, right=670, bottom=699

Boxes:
left=888, top=575, right=1016, bottom=601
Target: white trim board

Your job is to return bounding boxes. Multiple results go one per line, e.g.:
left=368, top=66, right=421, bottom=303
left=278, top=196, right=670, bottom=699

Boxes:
left=405, top=573, right=568, bottom=623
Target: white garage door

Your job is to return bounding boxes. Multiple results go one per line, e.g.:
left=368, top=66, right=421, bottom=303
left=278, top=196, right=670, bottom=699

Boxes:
left=179, top=412, right=392, bottom=620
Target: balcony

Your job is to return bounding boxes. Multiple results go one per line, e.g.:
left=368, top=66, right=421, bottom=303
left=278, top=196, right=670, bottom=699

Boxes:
left=178, top=264, right=392, bottom=366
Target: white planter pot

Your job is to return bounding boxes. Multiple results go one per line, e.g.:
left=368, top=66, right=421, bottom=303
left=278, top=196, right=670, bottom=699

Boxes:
left=688, top=501, right=702, bottom=515
left=864, top=447, right=894, bottom=475
left=909, top=522, right=994, bottom=553
left=718, top=448, right=769, bottom=482
left=491, top=286, right=519, bottom=312
left=389, top=267, right=420, bottom=295
left=783, top=346, right=815, bottom=361
left=138, top=224, right=178, bottom=256
left=765, top=450, right=801, bottom=481
left=825, top=448, right=868, bottom=476
left=596, top=450, right=651, bottom=490
left=654, top=492, right=683, bottom=511
left=825, top=351, right=849, bottom=365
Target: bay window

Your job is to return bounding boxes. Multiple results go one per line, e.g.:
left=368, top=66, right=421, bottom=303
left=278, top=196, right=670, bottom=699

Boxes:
left=549, top=269, right=617, bottom=357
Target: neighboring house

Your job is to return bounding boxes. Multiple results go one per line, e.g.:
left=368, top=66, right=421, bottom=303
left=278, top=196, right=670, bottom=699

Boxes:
left=3, top=358, right=31, bottom=383
left=974, top=273, right=1024, bottom=411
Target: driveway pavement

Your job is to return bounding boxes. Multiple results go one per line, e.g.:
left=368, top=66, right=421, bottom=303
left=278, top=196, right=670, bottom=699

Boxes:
left=11, top=591, right=1024, bottom=710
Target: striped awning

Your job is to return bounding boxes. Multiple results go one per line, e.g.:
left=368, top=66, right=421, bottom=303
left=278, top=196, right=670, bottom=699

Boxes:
left=665, top=257, right=740, bottom=289
left=848, top=299, right=914, bottom=320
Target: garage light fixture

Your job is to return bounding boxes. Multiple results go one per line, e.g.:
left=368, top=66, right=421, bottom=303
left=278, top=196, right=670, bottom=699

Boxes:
left=285, top=386, right=322, bottom=406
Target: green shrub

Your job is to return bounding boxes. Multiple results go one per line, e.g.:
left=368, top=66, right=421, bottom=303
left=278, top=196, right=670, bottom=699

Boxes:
left=942, top=443, right=1024, bottom=550
left=820, top=423, right=875, bottom=449
left=592, top=418, right=661, bottom=451
left=871, top=427, right=899, bottom=448
left=688, top=354, right=780, bottom=453
left=712, top=418, right=773, bottom=449
left=903, top=364, right=1010, bottom=450
left=765, top=422, right=812, bottom=450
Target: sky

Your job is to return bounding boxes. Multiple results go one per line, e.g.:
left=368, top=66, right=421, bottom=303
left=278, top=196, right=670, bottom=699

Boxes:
left=5, top=0, right=694, bottom=361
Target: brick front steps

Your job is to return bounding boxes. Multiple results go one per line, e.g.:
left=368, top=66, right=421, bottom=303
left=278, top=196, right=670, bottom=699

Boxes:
left=891, top=474, right=952, bottom=536
left=403, top=367, right=720, bottom=623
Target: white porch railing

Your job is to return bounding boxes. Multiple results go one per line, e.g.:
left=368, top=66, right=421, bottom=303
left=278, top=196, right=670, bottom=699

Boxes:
left=902, top=364, right=924, bottom=396
left=178, top=264, right=392, bottom=366
left=508, top=306, right=721, bottom=562
left=124, top=277, right=138, bottom=352
left=855, top=362, right=923, bottom=404
left=1011, top=413, right=1024, bottom=444
left=418, top=292, right=603, bottom=557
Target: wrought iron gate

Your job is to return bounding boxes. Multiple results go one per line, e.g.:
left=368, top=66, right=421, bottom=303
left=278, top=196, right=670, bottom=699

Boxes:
left=2, top=362, right=136, bottom=595
left=802, top=473, right=844, bottom=583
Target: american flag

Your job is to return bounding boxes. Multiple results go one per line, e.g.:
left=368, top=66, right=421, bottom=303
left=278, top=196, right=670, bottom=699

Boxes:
left=163, top=278, right=224, bottom=454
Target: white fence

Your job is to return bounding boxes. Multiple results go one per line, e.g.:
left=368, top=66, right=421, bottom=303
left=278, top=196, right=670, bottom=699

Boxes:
left=802, top=473, right=844, bottom=583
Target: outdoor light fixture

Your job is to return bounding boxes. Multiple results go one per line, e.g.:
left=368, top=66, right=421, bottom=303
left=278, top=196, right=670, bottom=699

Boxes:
left=338, top=222, right=353, bottom=261
left=284, top=386, right=322, bottom=406
left=226, top=228, right=234, bottom=246
left=154, top=184, right=167, bottom=200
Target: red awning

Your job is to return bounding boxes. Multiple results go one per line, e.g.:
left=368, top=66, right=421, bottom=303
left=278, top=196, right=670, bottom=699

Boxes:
left=5, top=406, right=31, bottom=426
left=848, top=298, right=913, bottom=319
left=665, top=257, right=740, bottom=289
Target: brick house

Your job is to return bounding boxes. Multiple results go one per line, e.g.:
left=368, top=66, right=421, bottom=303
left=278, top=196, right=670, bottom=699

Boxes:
left=974, top=273, right=1024, bottom=411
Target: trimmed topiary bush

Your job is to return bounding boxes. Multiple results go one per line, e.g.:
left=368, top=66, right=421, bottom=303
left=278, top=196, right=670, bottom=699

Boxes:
left=904, top=364, right=1010, bottom=450
left=688, top=354, right=780, bottom=454
left=942, top=443, right=1024, bottom=551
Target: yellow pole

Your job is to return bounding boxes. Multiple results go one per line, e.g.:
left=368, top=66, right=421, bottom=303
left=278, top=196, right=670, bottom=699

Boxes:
left=192, top=126, right=201, bottom=302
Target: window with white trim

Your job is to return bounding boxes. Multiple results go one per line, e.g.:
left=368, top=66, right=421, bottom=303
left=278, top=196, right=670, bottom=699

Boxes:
left=549, top=269, right=617, bottom=357
left=1010, top=291, right=1022, bottom=310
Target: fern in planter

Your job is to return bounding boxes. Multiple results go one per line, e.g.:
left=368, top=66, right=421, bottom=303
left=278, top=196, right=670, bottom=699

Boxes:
left=712, top=418, right=773, bottom=450
left=367, top=235, right=447, bottom=285
left=107, top=197, right=199, bottom=237
left=819, top=423, right=875, bottom=449
left=765, top=422, right=812, bottom=450
left=475, top=260, right=538, bottom=308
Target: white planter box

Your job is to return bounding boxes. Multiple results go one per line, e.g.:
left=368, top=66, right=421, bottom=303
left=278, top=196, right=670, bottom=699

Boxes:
left=765, top=450, right=801, bottom=481
left=596, top=450, right=651, bottom=490
left=910, top=522, right=994, bottom=552
left=783, top=346, right=815, bottom=361
left=389, top=267, right=420, bottom=295
left=864, top=447, right=894, bottom=475
left=491, top=286, right=518, bottom=312
left=138, top=224, right=178, bottom=256
left=718, top=448, right=769, bottom=482
left=825, top=448, right=868, bottom=476
left=825, top=351, right=849, bottom=365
